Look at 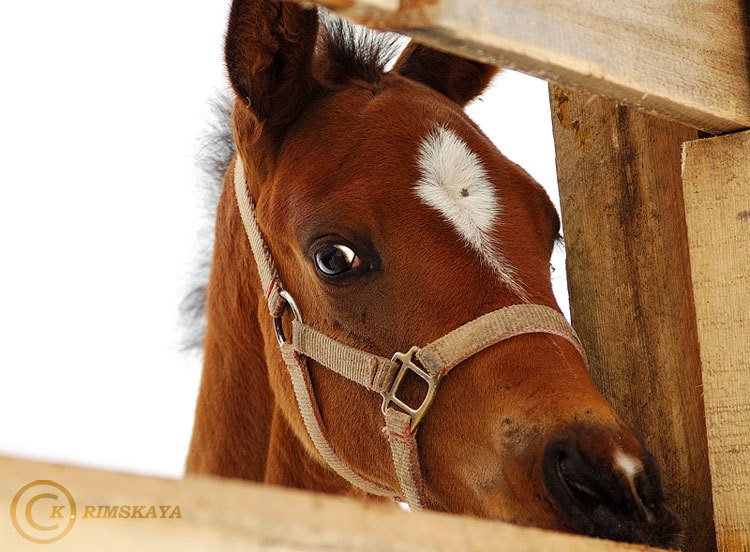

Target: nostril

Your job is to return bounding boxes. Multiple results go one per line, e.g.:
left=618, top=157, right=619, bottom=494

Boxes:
left=543, top=438, right=611, bottom=535
left=542, top=436, right=682, bottom=548
left=555, top=450, right=608, bottom=511
left=546, top=438, right=654, bottom=512
left=549, top=443, right=629, bottom=517
left=631, top=473, right=656, bottom=523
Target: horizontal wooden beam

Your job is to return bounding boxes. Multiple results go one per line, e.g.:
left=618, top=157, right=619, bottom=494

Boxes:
left=306, top=0, right=398, bottom=18
left=0, top=456, right=662, bottom=551
left=306, top=0, right=750, bottom=134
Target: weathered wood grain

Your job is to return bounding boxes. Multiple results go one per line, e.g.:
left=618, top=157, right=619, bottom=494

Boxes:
left=0, top=456, right=665, bottom=551
left=549, top=85, right=715, bottom=552
left=305, top=0, right=398, bottom=18
left=682, top=130, right=750, bottom=552
left=302, top=0, right=750, bottom=133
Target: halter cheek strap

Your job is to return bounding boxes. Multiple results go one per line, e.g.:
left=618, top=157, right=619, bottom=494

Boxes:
left=233, top=154, right=587, bottom=509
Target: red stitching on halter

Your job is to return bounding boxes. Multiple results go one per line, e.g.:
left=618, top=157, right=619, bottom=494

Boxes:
left=266, top=280, right=275, bottom=299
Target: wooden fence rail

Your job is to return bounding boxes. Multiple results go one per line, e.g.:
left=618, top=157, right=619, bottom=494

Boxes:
left=0, top=456, right=665, bottom=551
left=682, top=130, right=750, bottom=552
left=300, top=0, right=750, bottom=134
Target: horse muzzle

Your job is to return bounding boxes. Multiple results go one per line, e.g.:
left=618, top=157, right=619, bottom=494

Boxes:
left=542, top=426, right=683, bottom=549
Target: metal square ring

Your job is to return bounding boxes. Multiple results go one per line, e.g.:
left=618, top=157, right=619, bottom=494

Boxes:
left=380, top=346, right=442, bottom=432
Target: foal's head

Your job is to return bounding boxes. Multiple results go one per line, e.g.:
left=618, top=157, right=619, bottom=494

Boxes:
left=222, top=0, right=680, bottom=546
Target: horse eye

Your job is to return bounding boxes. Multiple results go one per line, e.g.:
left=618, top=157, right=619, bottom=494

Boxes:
left=314, top=244, right=360, bottom=277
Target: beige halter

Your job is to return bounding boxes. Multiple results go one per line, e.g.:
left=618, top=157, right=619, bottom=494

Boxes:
left=233, top=154, right=587, bottom=509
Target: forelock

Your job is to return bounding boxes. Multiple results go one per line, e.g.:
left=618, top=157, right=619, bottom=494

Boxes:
left=316, top=15, right=402, bottom=86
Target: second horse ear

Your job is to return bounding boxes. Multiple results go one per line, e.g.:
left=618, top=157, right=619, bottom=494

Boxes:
left=225, top=0, right=318, bottom=131
left=392, top=42, right=498, bottom=107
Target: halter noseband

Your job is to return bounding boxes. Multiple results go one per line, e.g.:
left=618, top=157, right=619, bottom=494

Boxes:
left=233, top=154, right=587, bottom=509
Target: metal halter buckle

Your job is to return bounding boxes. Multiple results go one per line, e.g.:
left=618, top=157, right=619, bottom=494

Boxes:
left=380, top=346, right=442, bottom=433
left=274, top=290, right=303, bottom=346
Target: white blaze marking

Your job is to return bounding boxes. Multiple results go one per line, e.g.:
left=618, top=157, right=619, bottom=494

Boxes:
left=614, top=449, right=641, bottom=481
left=414, top=126, right=523, bottom=294
left=614, top=449, right=654, bottom=522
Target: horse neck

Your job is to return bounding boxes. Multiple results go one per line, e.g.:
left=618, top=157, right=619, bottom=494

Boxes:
left=186, top=167, right=274, bottom=481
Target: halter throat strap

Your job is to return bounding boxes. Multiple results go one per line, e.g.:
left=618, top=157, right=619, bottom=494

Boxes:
left=232, top=154, right=586, bottom=509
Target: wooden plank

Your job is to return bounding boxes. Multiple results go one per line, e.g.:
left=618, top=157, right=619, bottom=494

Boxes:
left=305, top=0, right=750, bottom=134
left=549, top=86, right=715, bottom=552
left=682, top=130, right=750, bottom=552
left=0, top=456, right=663, bottom=551
left=310, top=0, right=398, bottom=18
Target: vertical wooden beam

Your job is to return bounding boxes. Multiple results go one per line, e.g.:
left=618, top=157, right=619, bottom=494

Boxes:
left=682, top=130, right=750, bottom=552
left=549, top=86, right=715, bottom=551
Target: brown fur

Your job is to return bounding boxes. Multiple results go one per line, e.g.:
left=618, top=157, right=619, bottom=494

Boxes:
left=187, top=2, right=680, bottom=547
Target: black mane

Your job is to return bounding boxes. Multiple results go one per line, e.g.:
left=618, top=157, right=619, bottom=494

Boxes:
left=179, top=93, right=234, bottom=352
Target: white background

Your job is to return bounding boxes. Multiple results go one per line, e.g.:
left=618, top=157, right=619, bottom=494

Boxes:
left=0, top=1, right=565, bottom=478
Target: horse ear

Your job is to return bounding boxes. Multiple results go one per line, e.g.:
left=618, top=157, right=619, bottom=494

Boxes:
left=392, top=42, right=498, bottom=107
left=225, top=0, right=318, bottom=130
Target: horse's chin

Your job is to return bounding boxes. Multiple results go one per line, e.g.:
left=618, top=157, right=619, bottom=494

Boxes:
left=548, top=506, right=684, bottom=550
left=422, top=485, right=683, bottom=551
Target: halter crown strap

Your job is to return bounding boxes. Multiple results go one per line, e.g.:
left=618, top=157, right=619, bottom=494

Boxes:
left=232, top=153, right=586, bottom=510
left=234, top=156, right=285, bottom=317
